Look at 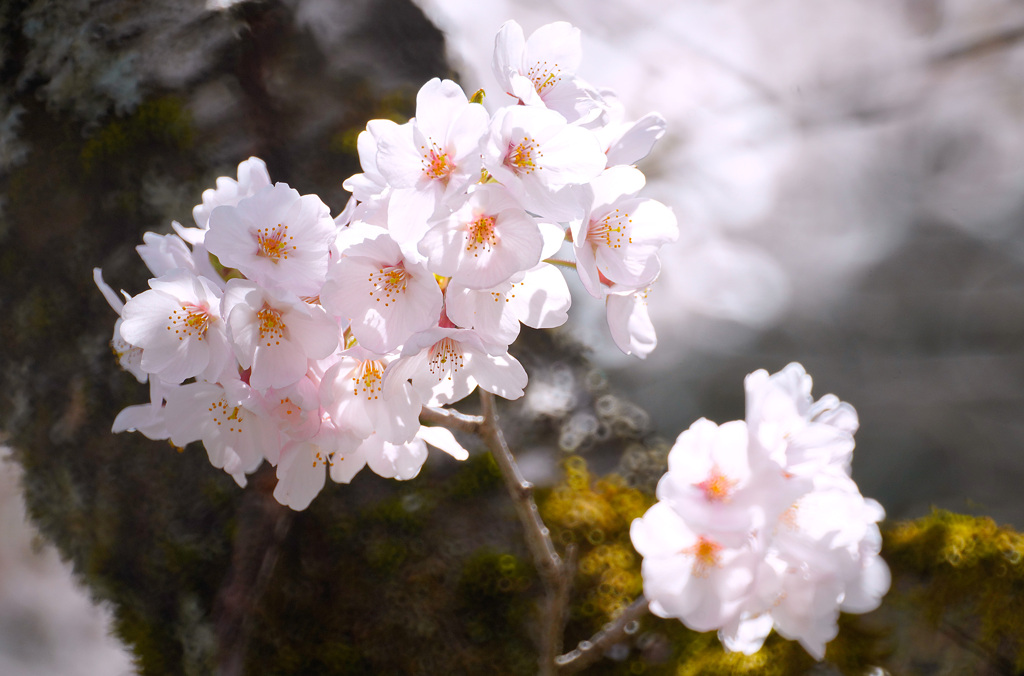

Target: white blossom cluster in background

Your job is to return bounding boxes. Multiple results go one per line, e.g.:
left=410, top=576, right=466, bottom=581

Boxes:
left=631, top=363, right=890, bottom=659
left=94, top=20, right=678, bottom=511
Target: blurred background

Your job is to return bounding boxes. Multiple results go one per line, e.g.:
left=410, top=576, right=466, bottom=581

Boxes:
left=1, top=0, right=1023, bottom=673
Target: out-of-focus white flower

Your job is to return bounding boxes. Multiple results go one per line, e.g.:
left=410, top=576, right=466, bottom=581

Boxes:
left=631, top=500, right=760, bottom=633
left=632, top=363, right=889, bottom=660
left=745, top=362, right=858, bottom=476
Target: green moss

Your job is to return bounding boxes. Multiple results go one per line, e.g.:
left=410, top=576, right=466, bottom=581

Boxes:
left=80, top=97, right=194, bottom=175
left=445, top=451, right=502, bottom=499
left=884, top=508, right=1024, bottom=670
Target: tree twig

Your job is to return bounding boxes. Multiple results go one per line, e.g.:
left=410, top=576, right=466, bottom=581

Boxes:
left=555, top=595, right=651, bottom=674
left=419, top=405, right=484, bottom=434
left=477, top=391, right=574, bottom=676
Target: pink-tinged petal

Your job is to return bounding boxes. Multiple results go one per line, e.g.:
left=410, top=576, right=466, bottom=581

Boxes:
left=416, top=425, right=469, bottom=461
left=606, top=289, right=656, bottom=358
left=415, top=78, right=469, bottom=143
left=534, top=123, right=606, bottom=186
left=284, top=304, right=339, bottom=360
left=93, top=268, right=125, bottom=313
left=443, top=282, right=522, bottom=346
left=375, top=121, right=422, bottom=189
left=538, top=220, right=566, bottom=259
left=630, top=501, right=696, bottom=557
left=137, top=231, right=195, bottom=278
left=590, top=166, right=646, bottom=209
left=361, top=434, right=429, bottom=480
left=606, top=112, right=667, bottom=166
left=524, top=22, right=582, bottom=83
left=249, top=341, right=309, bottom=391
left=468, top=350, right=527, bottom=400
left=111, top=404, right=168, bottom=440
left=840, top=554, right=890, bottom=613
left=192, top=156, right=272, bottom=229
left=574, top=237, right=603, bottom=299
left=329, top=447, right=367, bottom=484
left=324, top=235, right=442, bottom=353
left=273, top=442, right=326, bottom=511
left=510, top=265, right=570, bottom=330
left=492, top=20, right=526, bottom=96
left=386, top=187, right=437, bottom=259
left=719, top=613, right=774, bottom=655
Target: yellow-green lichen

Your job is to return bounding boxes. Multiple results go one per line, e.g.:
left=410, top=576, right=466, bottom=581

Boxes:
left=540, top=456, right=654, bottom=625
left=80, top=97, right=194, bottom=175
left=883, top=508, right=1024, bottom=671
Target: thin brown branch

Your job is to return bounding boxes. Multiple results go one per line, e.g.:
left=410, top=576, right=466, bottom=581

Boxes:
left=555, top=595, right=651, bottom=674
left=477, top=391, right=574, bottom=676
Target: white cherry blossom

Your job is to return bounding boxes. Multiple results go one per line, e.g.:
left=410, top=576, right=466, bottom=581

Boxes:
left=485, top=105, right=606, bottom=220
left=745, top=363, right=859, bottom=476
left=320, top=230, right=442, bottom=353
left=119, top=268, right=231, bottom=384
left=274, top=420, right=360, bottom=511
left=319, top=347, right=422, bottom=444
left=492, top=20, right=602, bottom=124
left=206, top=183, right=336, bottom=297
left=163, top=378, right=281, bottom=487
left=605, top=286, right=657, bottom=359
left=330, top=425, right=469, bottom=485
left=385, top=327, right=527, bottom=406
left=418, top=183, right=544, bottom=289
left=573, top=165, right=678, bottom=298
left=222, top=279, right=339, bottom=391
left=445, top=262, right=571, bottom=346
left=94, top=268, right=147, bottom=383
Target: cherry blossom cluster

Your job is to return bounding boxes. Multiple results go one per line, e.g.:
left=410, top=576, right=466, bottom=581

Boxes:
left=94, top=20, right=678, bottom=510
left=630, top=363, right=890, bottom=659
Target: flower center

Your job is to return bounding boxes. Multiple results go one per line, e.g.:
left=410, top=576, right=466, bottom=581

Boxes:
left=428, top=337, right=464, bottom=379
left=352, top=359, right=385, bottom=400
left=525, top=61, right=562, bottom=94
left=256, top=223, right=292, bottom=261
left=209, top=396, right=245, bottom=434
left=684, top=536, right=722, bottom=578
left=465, top=215, right=498, bottom=256
left=257, top=305, right=286, bottom=346
left=368, top=265, right=409, bottom=308
left=696, top=465, right=738, bottom=503
left=589, top=208, right=632, bottom=249
left=313, top=445, right=333, bottom=468
left=168, top=302, right=212, bottom=341
left=505, top=136, right=542, bottom=175
left=421, top=141, right=453, bottom=181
